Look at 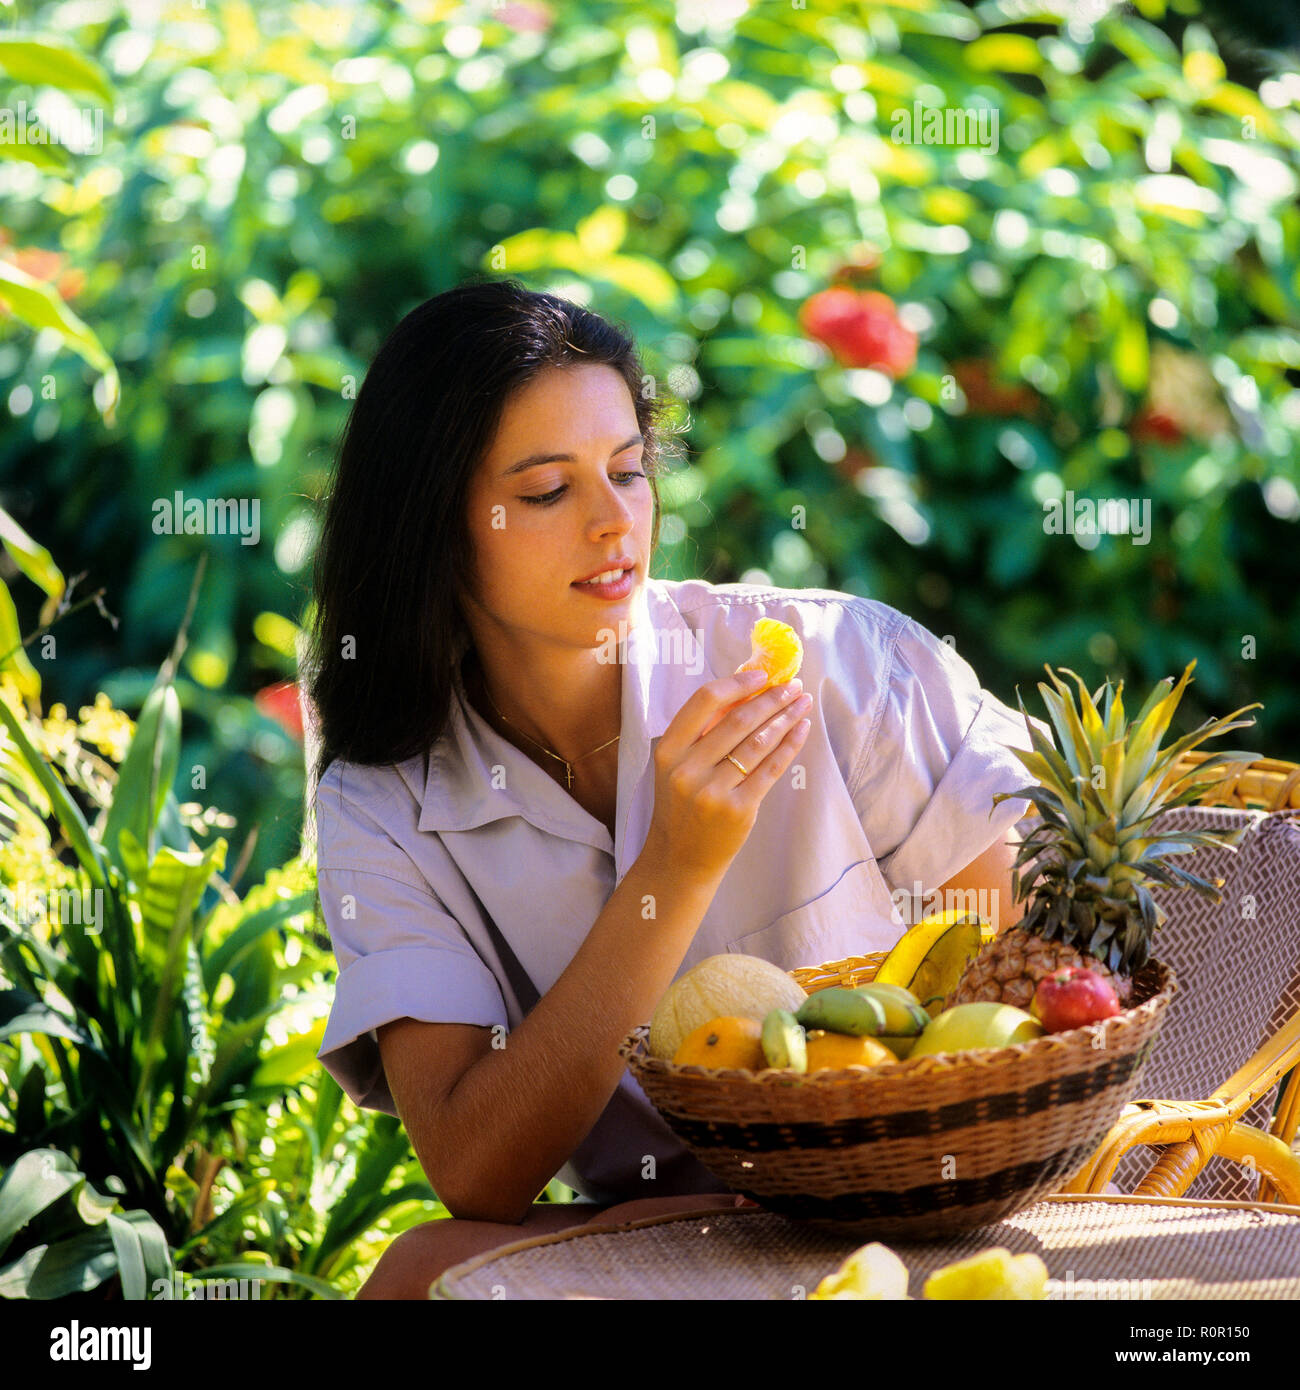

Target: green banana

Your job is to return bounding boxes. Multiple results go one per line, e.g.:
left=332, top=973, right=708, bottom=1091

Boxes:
left=855, top=983, right=929, bottom=1037
left=795, top=987, right=887, bottom=1037
left=854, top=982, right=928, bottom=1058
left=761, top=1009, right=807, bottom=1072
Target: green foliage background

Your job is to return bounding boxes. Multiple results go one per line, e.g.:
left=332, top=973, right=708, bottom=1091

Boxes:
left=3, top=0, right=1299, bottom=883
left=1, top=0, right=1299, bottom=1297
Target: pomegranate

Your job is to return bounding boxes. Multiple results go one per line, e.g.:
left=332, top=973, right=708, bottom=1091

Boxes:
left=1031, top=966, right=1122, bottom=1033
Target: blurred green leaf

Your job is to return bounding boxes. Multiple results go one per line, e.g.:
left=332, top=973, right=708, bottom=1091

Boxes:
left=101, top=682, right=182, bottom=877
left=0, top=580, right=41, bottom=702
left=966, top=33, right=1043, bottom=73
left=0, top=506, right=64, bottom=626
left=576, top=205, right=626, bottom=260
left=0, top=260, right=118, bottom=424
left=0, top=35, right=115, bottom=103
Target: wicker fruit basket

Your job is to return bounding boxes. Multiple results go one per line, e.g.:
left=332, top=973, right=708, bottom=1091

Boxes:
left=620, top=952, right=1176, bottom=1240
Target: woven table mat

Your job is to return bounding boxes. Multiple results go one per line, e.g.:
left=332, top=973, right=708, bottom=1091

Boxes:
left=434, top=1196, right=1300, bottom=1300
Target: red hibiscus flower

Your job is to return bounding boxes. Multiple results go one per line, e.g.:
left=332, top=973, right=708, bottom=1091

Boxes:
left=254, top=681, right=304, bottom=741
left=799, top=287, right=917, bottom=377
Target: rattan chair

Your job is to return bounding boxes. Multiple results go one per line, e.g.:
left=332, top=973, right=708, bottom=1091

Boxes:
left=1062, top=752, right=1300, bottom=1205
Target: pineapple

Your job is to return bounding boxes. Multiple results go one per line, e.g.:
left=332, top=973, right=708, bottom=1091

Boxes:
left=948, top=660, right=1260, bottom=1012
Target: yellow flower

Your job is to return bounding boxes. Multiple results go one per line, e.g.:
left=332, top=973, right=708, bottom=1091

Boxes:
left=0, top=671, right=24, bottom=715
left=78, top=692, right=135, bottom=763
left=35, top=702, right=78, bottom=760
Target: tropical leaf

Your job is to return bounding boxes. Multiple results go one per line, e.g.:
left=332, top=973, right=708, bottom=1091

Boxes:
left=0, top=34, right=115, bottom=102
left=0, top=260, right=119, bottom=424
left=0, top=579, right=42, bottom=704
left=100, top=681, right=182, bottom=879
left=126, top=831, right=227, bottom=1117
left=0, top=688, right=107, bottom=890
left=0, top=1148, right=82, bottom=1258
left=251, top=1018, right=327, bottom=1089
left=105, top=1208, right=174, bottom=1301
left=0, top=505, right=64, bottom=626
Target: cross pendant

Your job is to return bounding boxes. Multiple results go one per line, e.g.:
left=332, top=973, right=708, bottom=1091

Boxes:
left=564, top=763, right=573, bottom=791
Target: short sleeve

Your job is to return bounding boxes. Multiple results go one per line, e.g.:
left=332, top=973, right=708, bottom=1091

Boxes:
left=314, top=774, right=508, bottom=1115
left=849, top=616, right=1049, bottom=899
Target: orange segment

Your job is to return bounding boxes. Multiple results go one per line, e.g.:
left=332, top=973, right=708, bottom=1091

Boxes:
left=734, top=618, right=803, bottom=692
left=700, top=617, right=805, bottom=740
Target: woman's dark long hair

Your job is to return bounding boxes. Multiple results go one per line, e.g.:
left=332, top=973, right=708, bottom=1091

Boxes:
left=306, top=278, right=680, bottom=793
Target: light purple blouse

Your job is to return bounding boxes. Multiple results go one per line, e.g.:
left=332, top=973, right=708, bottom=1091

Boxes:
left=314, top=578, right=1048, bottom=1203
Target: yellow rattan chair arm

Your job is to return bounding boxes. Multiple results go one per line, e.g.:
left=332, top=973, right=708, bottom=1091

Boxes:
left=1060, top=1099, right=1235, bottom=1194
left=1059, top=1129, right=1133, bottom=1194
left=1062, top=1009, right=1299, bottom=1195
left=1133, top=1119, right=1236, bottom=1199
left=1210, top=1009, right=1300, bottom=1116
left=1066, top=1019, right=1300, bottom=1199
left=1258, top=1065, right=1300, bottom=1204
left=1075, top=1108, right=1300, bottom=1204
left=1133, top=1121, right=1300, bottom=1204
left=1216, top=1123, right=1300, bottom=1206
left=1271, top=1062, right=1300, bottom=1148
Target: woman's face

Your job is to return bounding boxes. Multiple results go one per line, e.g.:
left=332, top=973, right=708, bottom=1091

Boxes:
left=461, top=362, right=655, bottom=653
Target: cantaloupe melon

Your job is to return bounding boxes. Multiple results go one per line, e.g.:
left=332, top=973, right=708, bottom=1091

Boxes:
left=648, top=954, right=807, bottom=1061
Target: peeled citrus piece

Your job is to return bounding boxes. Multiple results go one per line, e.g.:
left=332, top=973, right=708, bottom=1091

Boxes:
left=810, top=1242, right=911, bottom=1300
left=923, top=1248, right=1048, bottom=1300
left=735, top=618, right=803, bottom=692
left=700, top=617, right=806, bottom=739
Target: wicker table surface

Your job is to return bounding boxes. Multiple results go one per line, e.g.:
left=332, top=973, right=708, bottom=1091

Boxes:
left=433, top=1194, right=1300, bottom=1300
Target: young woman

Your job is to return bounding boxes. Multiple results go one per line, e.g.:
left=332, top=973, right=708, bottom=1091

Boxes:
left=307, top=279, right=1036, bottom=1299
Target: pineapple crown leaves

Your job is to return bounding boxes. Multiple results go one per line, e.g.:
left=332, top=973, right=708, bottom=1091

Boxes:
left=991, top=660, right=1263, bottom=967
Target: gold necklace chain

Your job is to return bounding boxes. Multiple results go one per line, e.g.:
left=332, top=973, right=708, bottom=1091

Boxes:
left=480, top=677, right=619, bottom=792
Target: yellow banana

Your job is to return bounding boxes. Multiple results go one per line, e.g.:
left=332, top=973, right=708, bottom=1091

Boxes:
left=876, top=912, right=994, bottom=1014
left=875, top=912, right=989, bottom=988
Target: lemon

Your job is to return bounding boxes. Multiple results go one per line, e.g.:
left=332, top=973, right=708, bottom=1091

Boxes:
left=923, top=1248, right=1048, bottom=1300
left=909, top=1002, right=1043, bottom=1057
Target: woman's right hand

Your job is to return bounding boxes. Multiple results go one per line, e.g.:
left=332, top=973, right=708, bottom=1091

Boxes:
left=643, top=669, right=814, bottom=885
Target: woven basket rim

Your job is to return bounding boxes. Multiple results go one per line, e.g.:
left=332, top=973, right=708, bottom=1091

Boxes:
left=622, top=957, right=1175, bottom=1086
